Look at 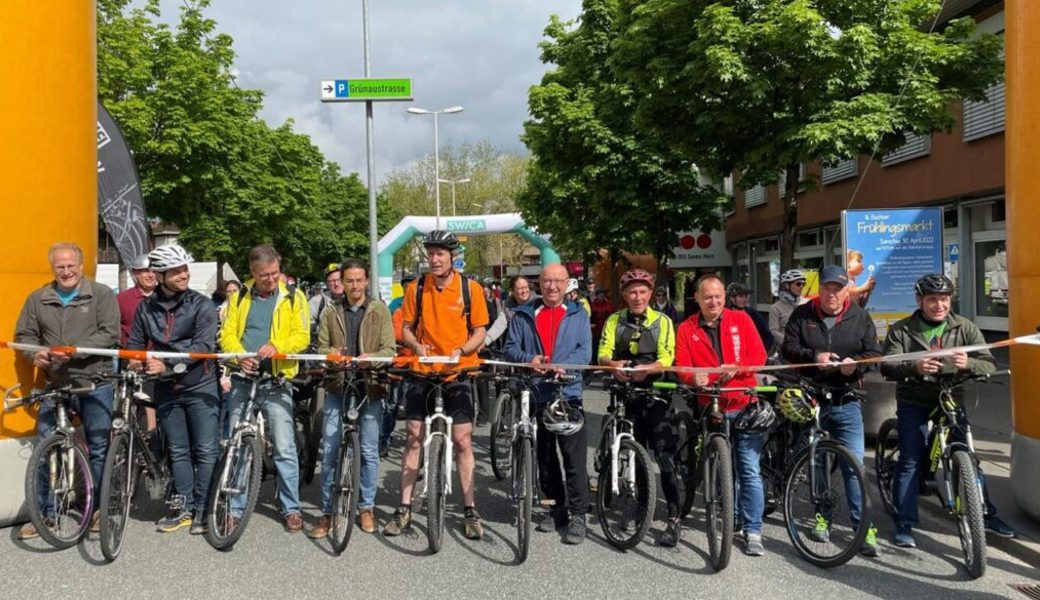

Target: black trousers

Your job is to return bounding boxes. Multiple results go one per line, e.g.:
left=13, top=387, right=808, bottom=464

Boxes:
left=631, top=397, right=681, bottom=519
left=536, top=403, right=590, bottom=516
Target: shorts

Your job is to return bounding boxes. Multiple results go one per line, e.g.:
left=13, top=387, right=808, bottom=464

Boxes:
left=404, top=379, right=475, bottom=425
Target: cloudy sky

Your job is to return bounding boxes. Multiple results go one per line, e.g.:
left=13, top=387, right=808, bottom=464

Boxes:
left=154, top=0, right=582, bottom=185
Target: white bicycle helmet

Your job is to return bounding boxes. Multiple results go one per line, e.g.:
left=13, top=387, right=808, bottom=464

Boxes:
left=148, top=244, right=193, bottom=272
left=129, top=254, right=151, bottom=271
left=543, top=397, right=584, bottom=436
left=780, top=269, right=806, bottom=284
left=565, top=278, right=579, bottom=295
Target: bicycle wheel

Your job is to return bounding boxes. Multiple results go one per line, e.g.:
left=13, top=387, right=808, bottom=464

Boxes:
left=674, top=411, right=698, bottom=518
left=596, top=438, right=656, bottom=550
left=515, top=436, right=534, bottom=563
left=329, top=429, right=361, bottom=554
left=99, top=431, right=134, bottom=561
left=782, top=440, right=871, bottom=568
left=426, top=434, right=448, bottom=554
left=951, top=450, right=986, bottom=578
left=490, top=390, right=514, bottom=481
left=874, top=418, right=899, bottom=518
left=206, top=432, right=263, bottom=551
left=760, top=425, right=785, bottom=517
left=24, top=433, right=94, bottom=549
left=703, top=435, right=733, bottom=572
left=304, top=386, right=325, bottom=485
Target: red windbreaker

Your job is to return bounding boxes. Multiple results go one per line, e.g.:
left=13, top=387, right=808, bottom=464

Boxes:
left=675, top=308, right=767, bottom=412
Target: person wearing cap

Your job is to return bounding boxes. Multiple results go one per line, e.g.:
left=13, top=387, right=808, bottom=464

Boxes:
left=597, top=268, right=682, bottom=545
left=725, top=282, right=773, bottom=352
left=769, top=269, right=808, bottom=352
left=651, top=285, right=679, bottom=322
left=126, top=244, right=220, bottom=534
left=781, top=264, right=882, bottom=557
left=504, top=262, right=593, bottom=545
left=310, top=262, right=344, bottom=333
left=385, top=230, right=489, bottom=540
left=117, top=253, right=157, bottom=347
left=880, top=273, right=1013, bottom=547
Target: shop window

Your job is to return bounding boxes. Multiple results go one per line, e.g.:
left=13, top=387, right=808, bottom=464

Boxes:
left=975, top=239, right=1008, bottom=319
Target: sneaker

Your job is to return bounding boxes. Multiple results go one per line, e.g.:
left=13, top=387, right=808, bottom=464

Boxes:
left=659, top=518, right=682, bottom=547
left=745, top=532, right=765, bottom=556
left=985, top=515, right=1015, bottom=538
left=463, top=508, right=484, bottom=540
left=808, top=513, right=830, bottom=543
left=538, top=507, right=567, bottom=533
left=18, top=521, right=40, bottom=540
left=564, top=514, right=587, bottom=545
left=308, top=515, right=331, bottom=539
left=283, top=512, right=304, bottom=533
left=189, top=514, right=208, bottom=535
left=357, top=508, right=377, bottom=534
left=860, top=526, right=880, bottom=557
left=156, top=510, right=192, bottom=533
left=893, top=523, right=916, bottom=548
left=382, top=507, right=412, bottom=536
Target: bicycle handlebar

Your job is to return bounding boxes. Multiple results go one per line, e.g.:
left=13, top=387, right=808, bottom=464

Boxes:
left=3, top=382, right=97, bottom=411
left=652, top=381, right=777, bottom=394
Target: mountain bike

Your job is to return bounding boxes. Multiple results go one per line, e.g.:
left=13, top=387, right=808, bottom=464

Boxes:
left=487, top=362, right=518, bottom=481
left=874, top=370, right=1009, bottom=579
left=4, top=379, right=98, bottom=549
left=593, top=381, right=659, bottom=550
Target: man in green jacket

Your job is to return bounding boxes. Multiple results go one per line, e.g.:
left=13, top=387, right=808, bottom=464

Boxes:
left=881, top=273, right=1014, bottom=548
left=308, top=259, right=396, bottom=538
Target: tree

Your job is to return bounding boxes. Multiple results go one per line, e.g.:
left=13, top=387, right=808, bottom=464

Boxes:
left=520, top=0, right=729, bottom=281
left=617, top=0, right=1004, bottom=269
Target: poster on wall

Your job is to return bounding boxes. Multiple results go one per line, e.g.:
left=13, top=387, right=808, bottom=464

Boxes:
left=841, top=208, right=943, bottom=338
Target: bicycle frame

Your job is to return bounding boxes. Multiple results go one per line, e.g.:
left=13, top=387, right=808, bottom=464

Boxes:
left=925, top=387, right=979, bottom=513
left=605, top=388, right=640, bottom=496
left=422, top=384, right=454, bottom=499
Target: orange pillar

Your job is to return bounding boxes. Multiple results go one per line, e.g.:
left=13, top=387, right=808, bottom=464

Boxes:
left=1006, top=0, right=1040, bottom=522
left=0, top=2, right=97, bottom=525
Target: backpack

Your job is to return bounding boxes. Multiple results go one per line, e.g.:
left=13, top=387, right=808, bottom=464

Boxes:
left=411, top=273, right=472, bottom=332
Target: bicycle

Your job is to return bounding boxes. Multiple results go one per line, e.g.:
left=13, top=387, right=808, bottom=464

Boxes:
left=656, top=381, right=777, bottom=572
left=774, top=379, right=873, bottom=568
left=205, top=364, right=285, bottom=550
left=874, top=370, right=1008, bottom=579
left=592, top=380, right=659, bottom=550
left=4, top=378, right=98, bottom=549
left=389, top=365, right=479, bottom=554
left=487, top=362, right=518, bottom=482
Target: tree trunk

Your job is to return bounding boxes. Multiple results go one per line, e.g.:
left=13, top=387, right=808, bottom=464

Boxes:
left=780, top=163, right=799, bottom=272
left=608, top=246, right=621, bottom=306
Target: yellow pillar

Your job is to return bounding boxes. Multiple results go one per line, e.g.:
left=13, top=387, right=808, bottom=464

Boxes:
left=0, top=2, right=97, bottom=524
left=1006, top=0, right=1040, bottom=522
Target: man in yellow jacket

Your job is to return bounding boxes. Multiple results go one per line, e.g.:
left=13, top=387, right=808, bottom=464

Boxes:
left=219, top=245, right=310, bottom=532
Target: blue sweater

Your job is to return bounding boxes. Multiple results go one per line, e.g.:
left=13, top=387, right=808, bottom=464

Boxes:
left=503, top=299, right=591, bottom=403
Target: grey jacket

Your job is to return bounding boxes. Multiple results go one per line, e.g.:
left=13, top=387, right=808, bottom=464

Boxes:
left=14, top=278, right=120, bottom=385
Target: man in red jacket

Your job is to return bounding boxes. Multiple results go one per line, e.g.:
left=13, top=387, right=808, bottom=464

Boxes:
left=674, top=274, right=768, bottom=557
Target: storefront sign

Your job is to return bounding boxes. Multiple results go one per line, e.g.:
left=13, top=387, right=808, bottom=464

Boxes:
left=669, top=230, right=732, bottom=269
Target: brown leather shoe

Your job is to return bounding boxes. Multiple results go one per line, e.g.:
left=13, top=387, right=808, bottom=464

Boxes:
left=283, top=512, right=304, bottom=533
left=357, top=509, right=377, bottom=533
left=307, top=515, right=330, bottom=539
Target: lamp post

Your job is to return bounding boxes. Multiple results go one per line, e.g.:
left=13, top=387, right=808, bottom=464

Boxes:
left=438, top=177, right=471, bottom=215
left=406, top=105, right=463, bottom=229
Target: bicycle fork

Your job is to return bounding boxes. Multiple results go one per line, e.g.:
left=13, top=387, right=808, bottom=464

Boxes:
left=422, top=412, right=454, bottom=498
left=611, top=427, right=637, bottom=496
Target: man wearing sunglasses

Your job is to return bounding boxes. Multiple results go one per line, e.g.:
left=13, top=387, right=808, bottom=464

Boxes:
left=769, top=269, right=809, bottom=353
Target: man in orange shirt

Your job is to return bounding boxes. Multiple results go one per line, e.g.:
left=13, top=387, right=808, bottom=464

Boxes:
left=383, top=231, right=489, bottom=539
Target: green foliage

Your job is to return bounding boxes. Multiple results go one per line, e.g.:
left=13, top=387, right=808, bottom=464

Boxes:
left=521, top=0, right=729, bottom=271
left=97, top=0, right=394, bottom=280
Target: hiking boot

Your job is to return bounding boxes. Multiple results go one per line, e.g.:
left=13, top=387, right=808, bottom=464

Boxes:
left=156, top=510, right=192, bottom=533
left=894, top=523, right=916, bottom=548
left=564, top=514, right=587, bottom=545
left=308, top=515, right=331, bottom=539
left=659, top=518, right=682, bottom=547
left=357, top=508, right=377, bottom=533
left=383, top=507, right=412, bottom=536
left=808, top=513, right=830, bottom=543
left=985, top=515, right=1015, bottom=538
left=538, top=507, right=567, bottom=533
left=860, top=526, right=880, bottom=557
left=463, top=508, right=484, bottom=540
left=189, top=513, right=208, bottom=535
left=283, top=512, right=303, bottom=533
left=745, top=532, right=765, bottom=556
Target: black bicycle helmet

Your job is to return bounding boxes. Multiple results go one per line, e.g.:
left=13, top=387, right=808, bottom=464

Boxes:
left=424, top=230, right=460, bottom=252
left=914, top=273, right=955, bottom=296
left=726, top=282, right=752, bottom=297
left=733, top=399, right=777, bottom=432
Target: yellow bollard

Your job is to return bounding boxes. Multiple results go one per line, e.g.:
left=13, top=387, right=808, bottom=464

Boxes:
left=0, top=2, right=97, bottom=525
left=1006, top=0, right=1040, bottom=522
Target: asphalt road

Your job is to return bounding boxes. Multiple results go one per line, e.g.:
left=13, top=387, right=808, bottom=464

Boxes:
left=2, top=387, right=1037, bottom=600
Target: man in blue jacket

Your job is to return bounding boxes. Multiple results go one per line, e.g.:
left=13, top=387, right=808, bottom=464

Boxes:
left=504, top=263, right=592, bottom=544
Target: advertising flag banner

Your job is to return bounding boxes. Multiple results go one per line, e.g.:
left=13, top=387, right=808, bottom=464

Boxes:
left=98, top=102, right=150, bottom=265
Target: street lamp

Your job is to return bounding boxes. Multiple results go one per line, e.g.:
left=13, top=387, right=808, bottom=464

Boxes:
left=407, top=105, right=463, bottom=229
left=438, top=177, right=471, bottom=215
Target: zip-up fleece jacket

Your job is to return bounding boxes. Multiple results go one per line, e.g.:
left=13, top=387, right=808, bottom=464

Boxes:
left=675, top=308, right=767, bottom=412
left=880, top=310, right=995, bottom=407
left=317, top=296, right=396, bottom=396
left=219, top=279, right=310, bottom=378
left=128, top=286, right=219, bottom=394
left=781, top=298, right=881, bottom=389
left=503, top=299, right=592, bottom=403
left=15, top=278, right=120, bottom=386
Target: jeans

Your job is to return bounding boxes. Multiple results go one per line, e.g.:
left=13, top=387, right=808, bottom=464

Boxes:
left=35, top=384, right=114, bottom=515
left=818, top=401, right=866, bottom=527
left=156, top=386, right=220, bottom=516
left=536, top=401, right=589, bottom=516
left=320, top=390, right=382, bottom=514
left=727, top=412, right=765, bottom=534
left=891, top=401, right=998, bottom=528
left=226, top=378, right=300, bottom=516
